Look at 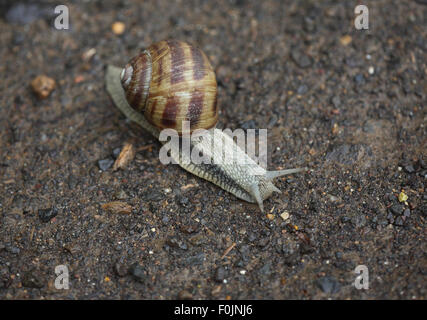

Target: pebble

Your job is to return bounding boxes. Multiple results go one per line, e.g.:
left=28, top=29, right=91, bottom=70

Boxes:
left=389, top=204, right=404, bottom=216
left=297, top=84, right=308, bottom=95
left=339, top=35, right=352, bottom=46
left=290, top=49, right=312, bottom=68
left=129, top=263, right=147, bottom=283
left=38, top=207, right=58, bottom=223
left=331, top=96, right=341, bottom=108
left=368, top=66, right=375, bottom=75
left=354, top=74, right=365, bottom=85
left=22, top=270, right=45, bottom=288
left=280, top=211, right=290, bottom=220
left=98, top=158, right=114, bottom=171
left=335, top=251, right=343, bottom=259
left=404, top=165, right=415, bottom=173
left=177, top=196, right=189, bottom=207
left=259, top=262, right=271, bottom=275
left=112, top=147, right=122, bottom=159
left=114, top=262, right=128, bottom=277
left=31, top=75, right=56, bottom=99
left=112, top=22, right=126, bottom=35
left=257, top=237, right=270, bottom=248
left=316, top=276, right=341, bottom=294
left=394, top=217, right=404, bottom=226
left=214, top=266, right=227, bottom=283
left=403, top=209, right=411, bottom=217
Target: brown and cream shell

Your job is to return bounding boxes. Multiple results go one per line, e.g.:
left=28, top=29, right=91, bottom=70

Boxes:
left=120, top=40, right=218, bottom=134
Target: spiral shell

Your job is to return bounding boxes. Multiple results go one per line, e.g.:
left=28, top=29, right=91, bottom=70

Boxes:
left=121, top=40, right=218, bottom=134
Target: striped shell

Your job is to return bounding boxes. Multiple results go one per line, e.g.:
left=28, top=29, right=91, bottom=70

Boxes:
left=121, top=40, right=218, bottom=134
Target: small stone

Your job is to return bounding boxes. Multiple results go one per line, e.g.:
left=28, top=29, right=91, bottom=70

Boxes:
left=398, top=191, right=408, bottom=203
left=339, top=35, right=352, bottom=46
left=178, top=290, right=193, bottom=300
left=98, top=158, right=114, bottom=171
left=390, top=204, right=404, bottom=216
left=22, top=270, right=45, bottom=288
left=404, top=165, right=415, bottom=173
left=394, top=217, right=404, bottom=226
left=368, top=66, right=375, bottom=75
left=291, top=49, right=312, bottom=68
left=31, top=75, right=55, bottom=99
left=259, top=262, right=271, bottom=275
left=297, top=84, right=308, bottom=95
left=331, top=96, right=341, bottom=108
left=266, top=213, right=275, bottom=220
left=214, top=266, right=227, bottom=283
left=114, top=190, right=128, bottom=200
left=316, top=276, right=341, bottom=294
left=38, top=207, right=58, bottom=223
left=341, top=216, right=351, bottom=223
left=129, top=263, right=147, bottom=283
left=177, top=196, right=189, bottom=207
left=112, top=22, right=125, bottom=35
left=257, top=237, right=270, bottom=248
left=403, top=209, right=411, bottom=217
left=112, top=147, right=122, bottom=159
left=387, top=212, right=395, bottom=224
left=354, top=74, right=365, bottom=85
left=114, top=262, right=128, bottom=277
left=280, top=211, right=290, bottom=220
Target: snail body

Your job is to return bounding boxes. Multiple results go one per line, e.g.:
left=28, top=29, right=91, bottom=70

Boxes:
left=106, top=40, right=306, bottom=212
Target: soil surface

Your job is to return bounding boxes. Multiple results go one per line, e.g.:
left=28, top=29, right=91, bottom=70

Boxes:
left=0, top=0, right=426, bottom=299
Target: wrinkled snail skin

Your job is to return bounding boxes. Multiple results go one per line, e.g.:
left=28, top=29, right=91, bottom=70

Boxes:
left=105, top=40, right=307, bottom=212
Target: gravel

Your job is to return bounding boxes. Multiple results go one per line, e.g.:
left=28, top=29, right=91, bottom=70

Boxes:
left=0, top=0, right=425, bottom=300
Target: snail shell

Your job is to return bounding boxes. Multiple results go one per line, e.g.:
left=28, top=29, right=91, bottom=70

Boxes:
left=121, top=40, right=218, bottom=134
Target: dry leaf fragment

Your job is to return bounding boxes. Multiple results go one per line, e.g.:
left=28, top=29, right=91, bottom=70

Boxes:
left=113, top=143, right=135, bottom=170
left=102, top=201, right=132, bottom=214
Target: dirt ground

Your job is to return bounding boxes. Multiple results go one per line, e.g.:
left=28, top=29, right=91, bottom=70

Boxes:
left=0, top=0, right=425, bottom=299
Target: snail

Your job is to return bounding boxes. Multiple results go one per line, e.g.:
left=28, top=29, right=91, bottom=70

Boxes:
left=105, top=40, right=307, bottom=212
